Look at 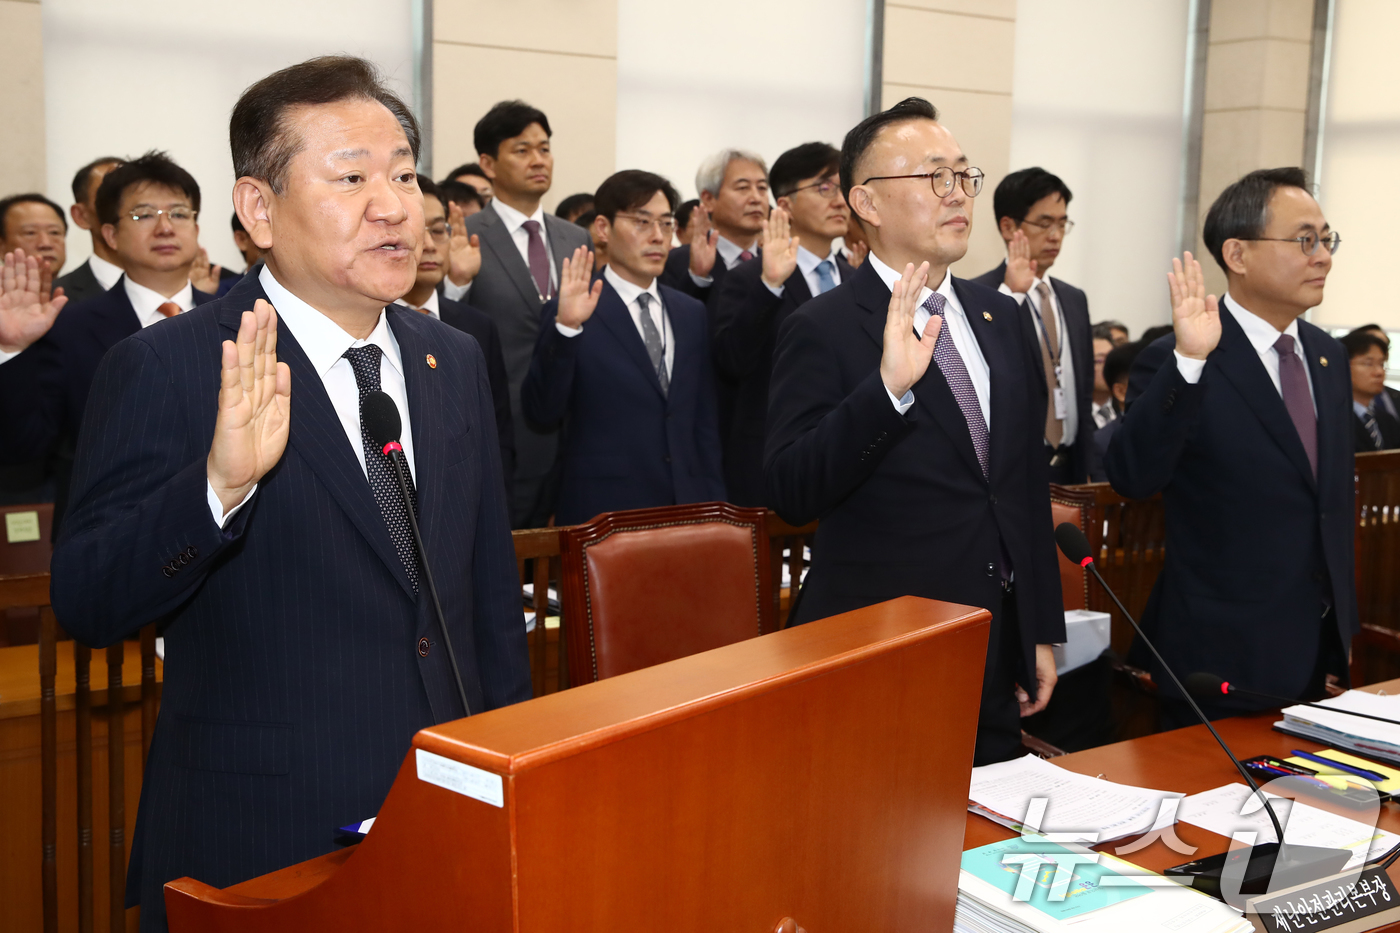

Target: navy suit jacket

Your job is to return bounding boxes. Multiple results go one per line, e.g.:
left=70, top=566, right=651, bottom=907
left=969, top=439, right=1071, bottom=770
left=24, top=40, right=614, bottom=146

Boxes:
left=970, top=262, right=1095, bottom=482
left=0, top=276, right=215, bottom=531
left=764, top=260, right=1064, bottom=691
left=521, top=276, right=725, bottom=526
left=711, top=253, right=853, bottom=506
left=53, top=258, right=106, bottom=307
left=50, top=272, right=530, bottom=930
left=1104, top=310, right=1358, bottom=710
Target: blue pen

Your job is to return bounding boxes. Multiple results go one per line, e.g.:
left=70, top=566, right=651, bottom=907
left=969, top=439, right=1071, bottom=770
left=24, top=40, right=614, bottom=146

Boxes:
left=1291, top=749, right=1388, bottom=783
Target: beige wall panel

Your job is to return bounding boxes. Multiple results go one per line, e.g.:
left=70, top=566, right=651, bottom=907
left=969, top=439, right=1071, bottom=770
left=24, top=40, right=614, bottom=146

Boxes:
left=435, top=0, right=616, bottom=57
left=1203, top=38, right=1310, bottom=112
left=1210, top=0, right=1312, bottom=41
left=0, top=0, right=46, bottom=197
left=887, top=0, right=1016, bottom=18
left=883, top=6, right=1015, bottom=94
left=433, top=43, right=616, bottom=213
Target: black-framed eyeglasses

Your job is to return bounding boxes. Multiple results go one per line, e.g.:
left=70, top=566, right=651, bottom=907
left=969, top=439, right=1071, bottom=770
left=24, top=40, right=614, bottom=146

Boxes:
left=860, top=166, right=984, bottom=199
left=1022, top=217, right=1075, bottom=235
left=1240, top=231, right=1342, bottom=256
left=615, top=213, right=677, bottom=236
left=787, top=176, right=841, bottom=199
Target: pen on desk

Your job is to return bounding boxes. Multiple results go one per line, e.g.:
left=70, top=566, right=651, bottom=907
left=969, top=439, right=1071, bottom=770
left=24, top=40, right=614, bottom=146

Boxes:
left=1250, top=763, right=1345, bottom=791
left=1290, top=749, right=1387, bottom=782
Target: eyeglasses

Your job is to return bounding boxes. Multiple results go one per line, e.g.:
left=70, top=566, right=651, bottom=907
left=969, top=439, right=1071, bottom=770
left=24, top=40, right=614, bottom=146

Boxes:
left=126, top=207, right=197, bottom=226
left=615, top=213, right=677, bottom=236
left=1022, top=217, right=1075, bottom=235
left=426, top=221, right=452, bottom=240
left=1241, top=231, right=1342, bottom=256
left=788, top=177, right=841, bottom=199
left=1352, top=357, right=1388, bottom=370
left=860, top=166, right=984, bottom=199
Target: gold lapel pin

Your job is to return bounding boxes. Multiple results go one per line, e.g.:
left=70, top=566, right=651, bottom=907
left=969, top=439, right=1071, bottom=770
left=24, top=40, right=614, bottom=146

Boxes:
left=983, top=311, right=993, bottom=322
left=426, top=354, right=437, bottom=369
left=1320, top=356, right=1329, bottom=367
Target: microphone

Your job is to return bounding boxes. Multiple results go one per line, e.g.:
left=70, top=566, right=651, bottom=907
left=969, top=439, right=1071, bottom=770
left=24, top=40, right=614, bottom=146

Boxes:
left=1054, top=523, right=1349, bottom=899
left=1185, top=672, right=1400, bottom=727
left=362, top=391, right=472, bottom=718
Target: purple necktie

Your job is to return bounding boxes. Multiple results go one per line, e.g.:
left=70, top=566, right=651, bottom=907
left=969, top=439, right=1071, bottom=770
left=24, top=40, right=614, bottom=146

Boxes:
left=924, top=293, right=989, bottom=477
left=738, top=250, right=754, bottom=262
left=521, top=219, right=552, bottom=300
left=1275, top=334, right=1317, bottom=478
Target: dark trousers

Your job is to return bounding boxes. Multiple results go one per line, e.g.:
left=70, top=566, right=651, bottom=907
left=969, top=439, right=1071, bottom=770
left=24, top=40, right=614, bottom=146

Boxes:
left=974, top=590, right=1026, bottom=766
left=1046, top=444, right=1077, bottom=485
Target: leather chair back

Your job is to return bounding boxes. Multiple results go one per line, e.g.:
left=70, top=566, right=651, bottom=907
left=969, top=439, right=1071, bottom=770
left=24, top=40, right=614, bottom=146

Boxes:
left=1049, top=485, right=1094, bottom=611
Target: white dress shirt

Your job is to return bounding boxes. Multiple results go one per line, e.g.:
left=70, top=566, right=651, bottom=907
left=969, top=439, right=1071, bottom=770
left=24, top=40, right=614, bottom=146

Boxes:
left=1000, top=276, right=1079, bottom=445
left=764, top=245, right=843, bottom=298
left=443, top=199, right=554, bottom=302
left=555, top=266, right=675, bottom=375
left=867, top=252, right=991, bottom=425
left=406, top=289, right=441, bottom=320
left=688, top=234, right=759, bottom=287
left=124, top=276, right=195, bottom=328
left=88, top=253, right=125, bottom=290
left=1173, top=293, right=1316, bottom=412
left=205, top=267, right=418, bottom=525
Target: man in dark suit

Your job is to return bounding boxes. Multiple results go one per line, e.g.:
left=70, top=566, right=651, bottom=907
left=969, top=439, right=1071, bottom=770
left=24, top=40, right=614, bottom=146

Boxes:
left=659, top=148, right=769, bottom=310
left=712, top=142, right=852, bottom=506
left=439, top=100, right=593, bottom=527
left=0, top=153, right=215, bottom=530
left=1342, top=330, right=1400, bottom=451
left=42, top=57, right=529, bottom=932
left=1348, top=324, right=1400, bottom=423
left=399, top=177, right=514, bottom=483
left=1105, top=167, right=1355, bottom=727
left=970, top=168, right=1094, bottom=484
left=522, top=170, right=723, bottom=525
left=54, top=156, right=127, bottom=305
left=765, top=98, right=1064, bottom=765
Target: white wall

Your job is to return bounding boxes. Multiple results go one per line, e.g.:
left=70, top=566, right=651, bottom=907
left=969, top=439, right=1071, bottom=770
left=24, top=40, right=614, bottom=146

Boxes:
left=614, top=0, right=866, bottom=201
left=43, top=0, right=414, bottom=275
left=1005, top=0, right=1191, bottom=338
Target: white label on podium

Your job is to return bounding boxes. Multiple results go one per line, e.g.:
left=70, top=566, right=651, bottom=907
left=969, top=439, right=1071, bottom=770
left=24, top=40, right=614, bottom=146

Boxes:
left=415, top=748, right=504, bottom=808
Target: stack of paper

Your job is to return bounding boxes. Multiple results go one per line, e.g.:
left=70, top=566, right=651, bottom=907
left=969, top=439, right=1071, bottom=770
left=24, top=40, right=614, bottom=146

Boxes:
left=969, top=754, right=1182, bottom=844
left=955, top=837, right=1252, bottom=933
left=1276, top=691, right=1400, bottom=766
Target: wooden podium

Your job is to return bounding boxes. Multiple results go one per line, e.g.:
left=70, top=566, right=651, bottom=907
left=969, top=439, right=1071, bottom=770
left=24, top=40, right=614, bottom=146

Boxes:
left=165, top=596, right=990, bottom=932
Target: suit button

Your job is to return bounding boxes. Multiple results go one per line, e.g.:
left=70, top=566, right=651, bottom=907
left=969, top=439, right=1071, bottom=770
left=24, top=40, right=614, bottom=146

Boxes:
left=418, top=637, right=430, bottom=657
left=161, top=566, right=175, bottom=578
left=986, top=562, right=995, bottom=577
left=989, top=494, right=998, bottom=505
left=177, top=553, right=190, bottom=566
left=186, top=546, right=198, bottom=558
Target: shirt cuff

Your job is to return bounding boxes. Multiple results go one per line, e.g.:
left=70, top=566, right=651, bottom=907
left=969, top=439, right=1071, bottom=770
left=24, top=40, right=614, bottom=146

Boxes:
left=207, top=480, right=257, bottom=528
left=689, top=271, right=713, bottom=287
left=1173, top=351, right=1206, bottom=384
left=763, top=279, right=785, bottom=298
left=0, top=348, right=22, bottom=365
left=886, top=385, right=915, bottom=414
left=997, top=282, right=1027, bottom=304
left=442, top=278, right=471, bottom=302
left=555, top=321, right=583, bottom=337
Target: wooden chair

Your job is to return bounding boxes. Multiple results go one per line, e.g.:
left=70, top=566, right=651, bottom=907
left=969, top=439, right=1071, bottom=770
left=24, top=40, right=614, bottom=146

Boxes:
left=513, top=526, right=569, bottom=697
left=1351, top=450, right=1400, bottom=685
left=1, top=502, right=55, bottom=645
left=558, top=502, right=772, bottom=684
left=766, top=514, right=818, bottom=629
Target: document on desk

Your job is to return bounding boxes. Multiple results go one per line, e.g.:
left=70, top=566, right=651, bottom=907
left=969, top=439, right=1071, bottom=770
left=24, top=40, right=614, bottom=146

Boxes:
left=1178, top=783, right=1400, bottom=870
left=968, top=754, right=1183, bottom=844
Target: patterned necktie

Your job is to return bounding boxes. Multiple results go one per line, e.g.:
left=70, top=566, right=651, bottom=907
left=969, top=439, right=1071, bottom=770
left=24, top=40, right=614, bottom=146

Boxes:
left=636, top=292, right=669, bottom=397
left=1362, top=408, right=1384, bottom=450
left=1274, top=334, right=1318, bottom=478
left=156, top=301, right=180, bottom=318
left=813, top=260, right=836, bottom=295
left=342, top=344, right=420, bottom=590
left=1034, top=281, right=1063, bottom=447
left=521, top=219, right=552, bottom=301
left=924, top=292, right=989, bottom=476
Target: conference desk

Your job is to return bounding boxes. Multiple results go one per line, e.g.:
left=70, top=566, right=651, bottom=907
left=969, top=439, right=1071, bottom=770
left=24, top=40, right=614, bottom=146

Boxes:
left=964, top=679, right=1400, bottom=932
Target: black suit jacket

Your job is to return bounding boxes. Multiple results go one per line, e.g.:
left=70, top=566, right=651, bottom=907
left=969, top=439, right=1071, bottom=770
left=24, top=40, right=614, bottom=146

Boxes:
left=429, top=296, right=515, bottom=485
left=711, top=253, right=853, bottom=505
left=1353, top=405, right=1400, bottom=452
left=0, top=276, right=216, bottom=532
left=53, top=258, right=107, bottom=307
left=764, top=260, right=1064, bottom=692
left=521, top=277, right=724, bottom=525
left=1104, top=311, right=1358, bottom=710
left=50, top=272, right=530, bottom=931
left=970, top=262, right=1094, bottom=481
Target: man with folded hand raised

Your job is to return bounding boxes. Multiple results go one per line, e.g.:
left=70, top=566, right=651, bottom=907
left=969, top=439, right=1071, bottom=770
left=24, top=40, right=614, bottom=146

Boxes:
left=46, top=56, right=529, bottom=931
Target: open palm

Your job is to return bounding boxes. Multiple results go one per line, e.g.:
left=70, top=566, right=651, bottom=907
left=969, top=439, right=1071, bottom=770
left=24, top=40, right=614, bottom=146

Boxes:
left=0, top=249, right=67, bottom=353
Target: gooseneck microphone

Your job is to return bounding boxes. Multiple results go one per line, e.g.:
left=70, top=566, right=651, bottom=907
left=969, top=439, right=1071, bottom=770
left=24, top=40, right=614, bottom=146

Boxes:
left=362, top=391, right=473, bottom=718
left=1185, top=672, right=1400, bottom=728
left=1054, top=523, right=1349, bottom=898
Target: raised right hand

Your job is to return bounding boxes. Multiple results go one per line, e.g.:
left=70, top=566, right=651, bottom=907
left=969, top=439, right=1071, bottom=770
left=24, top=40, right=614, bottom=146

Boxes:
left=208, top=299, right=291, bottom=515
left=446, top=202, right=482, bottom=286
left=0, top=248, right=67, bottom=353
left=555, top=245, right=602, bottom=329
left=879, top=261, right=937, bottom=400
left=760, top=207, right=799, bottom=289
left=1003, top=229, right=1037, bottom=294
left=688, top=203, right=717, bottom=278
left=1169, top=251, right=1221, bottom=361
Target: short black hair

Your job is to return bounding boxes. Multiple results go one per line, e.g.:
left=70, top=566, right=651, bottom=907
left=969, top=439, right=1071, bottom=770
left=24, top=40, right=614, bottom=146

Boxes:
left=230, top=55, right=419, bottom=195
left=231, top=211, right=245, bottom=234
left=438, top=179, right=484, bottom=211
left=1347, top=324, right=1390, bottom=349
left=1092, top=321, right=1128, bottom=342
left=992, top=167, right=1072, bottom=226
left=771, top=142, right=840, bottom=198
left=1341, top=331, right=1389, bottom=361
left=574, top=208, right=597, bottom=229
left=1103, top=342, right=1141, bottom=389
left=443, top=163, right=488, bottom=182
left=95, top=151, right=201, bottom=226
left=675, top=199, right=700, bottom=231
left=1202, top=167, right=1310, bottom=273
left=555, top=193, right=594, bottom=221
left=70, top=157, right=125, bottom=205
left=840, top=97, right=939, bottom=205
left=417, top=176, right=442, bottom=204
left=0, top=193, right=67, bottom=239
left=1139, top=324, right=1175, bottom=347
left=593, top=170, right=679, bottom=223
left=474, top=100, right=551, bottom=159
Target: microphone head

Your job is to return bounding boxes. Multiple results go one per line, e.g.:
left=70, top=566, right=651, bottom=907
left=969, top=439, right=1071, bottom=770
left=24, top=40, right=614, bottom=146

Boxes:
left=1054, top=523, right=1094, bottom=566
left=361, top=390, right=402, bottom=452
left=1185, top=672, right=1230, bottom=699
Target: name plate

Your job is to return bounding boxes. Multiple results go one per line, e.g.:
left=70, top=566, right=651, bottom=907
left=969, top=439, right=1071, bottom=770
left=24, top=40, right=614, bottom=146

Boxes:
left=5, top=511, right=40, bottom=543
left=1248, top=867, right=1400, bottom=933
left=415, top=748, right=504, bottom=808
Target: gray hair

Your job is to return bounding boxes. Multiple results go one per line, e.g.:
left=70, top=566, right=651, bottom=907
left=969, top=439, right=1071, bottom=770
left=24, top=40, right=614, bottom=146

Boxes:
left=695, top=148, right=768, bottom=198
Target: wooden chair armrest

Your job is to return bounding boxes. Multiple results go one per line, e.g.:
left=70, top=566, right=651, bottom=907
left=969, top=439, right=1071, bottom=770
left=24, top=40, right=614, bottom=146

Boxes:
left=1020, top=732, right=1067, bottom=759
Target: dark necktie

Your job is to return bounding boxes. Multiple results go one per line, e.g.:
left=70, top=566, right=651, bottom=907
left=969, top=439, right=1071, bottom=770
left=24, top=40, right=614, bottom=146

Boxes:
left=1034, top=282, right=1064, bottom=447
left=1274, top=334, right=1318, bottom=478
left=343, top=344, right=420, bottom=590
left=1362, top=408, right=1384, bottom=450
left=738, top=249, right=754, bottom=263
left=521, top=219, right=552, bottom=301
left=636, top=292, right=669, bottom=397
left=924, top=293, right=989, bottom=476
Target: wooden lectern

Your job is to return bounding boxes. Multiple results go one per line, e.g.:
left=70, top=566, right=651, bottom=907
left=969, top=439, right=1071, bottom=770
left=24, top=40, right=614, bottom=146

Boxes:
left=165, top=596, right=989, bottom=932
